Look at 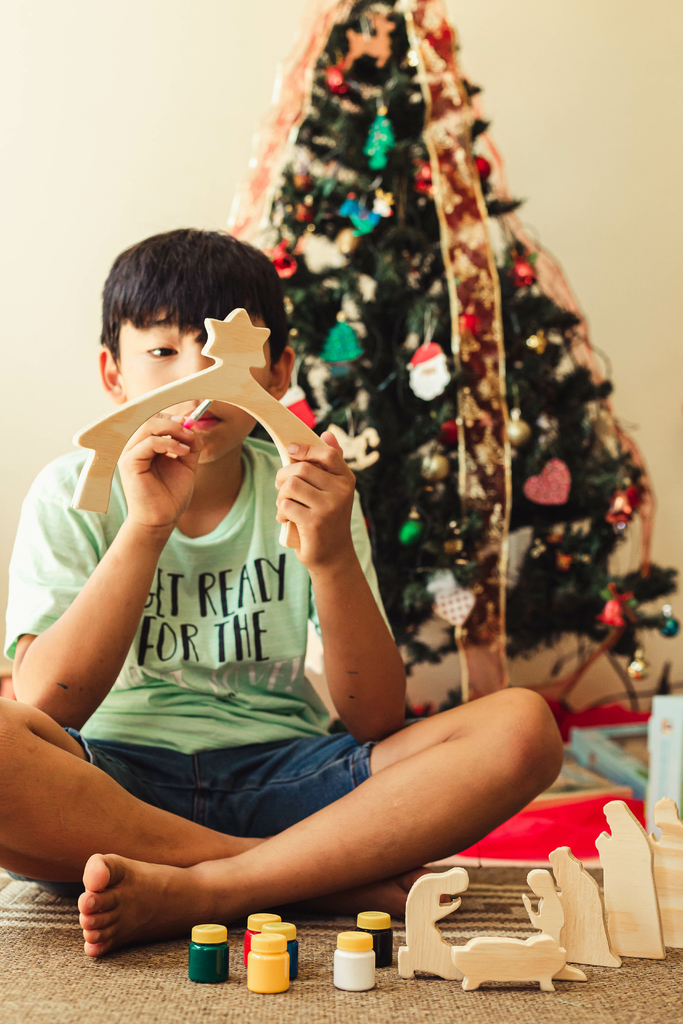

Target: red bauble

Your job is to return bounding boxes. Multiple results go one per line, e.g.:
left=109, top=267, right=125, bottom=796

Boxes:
left=266, top=240, right=298, bottom=279
left=325, top=64, right=347, bottom=94
left=458, top=311, right=480, bottom=335
left=293, top=173, right=313, bottom=191
left=294, top=203, right=313, bottom=223
left=626, top=484, right=641, bottom=510
left=439, top=419, right=459, bottom=446
left=512, top=259, right=536, bottom=288
left=475, top=155, right=492, bottom=180
left=414, top=161, right=434, bottom=195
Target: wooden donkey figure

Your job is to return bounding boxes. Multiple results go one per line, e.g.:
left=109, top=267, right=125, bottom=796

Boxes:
left=71, top=308, right=325, bottom=547
left=398, top=866, right=469, bottom=980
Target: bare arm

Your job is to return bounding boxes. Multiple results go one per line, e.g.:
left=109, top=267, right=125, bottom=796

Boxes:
left=12, top=415, right=200, bottom=728
left=275, top=433, right=406, bottom=743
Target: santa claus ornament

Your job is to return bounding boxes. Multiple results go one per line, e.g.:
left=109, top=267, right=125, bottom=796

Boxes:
left=280, top=383, right=316, bottom=429
left=408, top=341, right=451, bottom=401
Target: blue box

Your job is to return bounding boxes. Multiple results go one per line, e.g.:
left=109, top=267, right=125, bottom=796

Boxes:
left=647, top=695, right=683, bottom=833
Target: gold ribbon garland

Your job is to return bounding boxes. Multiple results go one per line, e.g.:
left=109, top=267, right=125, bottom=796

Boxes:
left=403, top=0, right=511, bottom=699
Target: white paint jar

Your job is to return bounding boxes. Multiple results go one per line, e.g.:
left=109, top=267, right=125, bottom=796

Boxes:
left=334, top=931, right=376, bottom=991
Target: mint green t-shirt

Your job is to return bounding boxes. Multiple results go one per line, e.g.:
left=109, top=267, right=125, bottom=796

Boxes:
left=5, top=439, right=387, bottom=754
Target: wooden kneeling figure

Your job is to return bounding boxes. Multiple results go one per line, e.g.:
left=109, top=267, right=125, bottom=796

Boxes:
left=451, top=934, right=567, bottom=992
left=522, top=869, right=586, bottom=981
left=398, top=867, right=468, bottom=980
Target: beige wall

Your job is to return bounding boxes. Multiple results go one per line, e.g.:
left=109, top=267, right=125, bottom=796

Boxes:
left=2, top=0, right=682, bottom=704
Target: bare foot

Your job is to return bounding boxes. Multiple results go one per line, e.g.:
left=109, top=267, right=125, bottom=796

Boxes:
left=78, top=853, right=216, bottom=957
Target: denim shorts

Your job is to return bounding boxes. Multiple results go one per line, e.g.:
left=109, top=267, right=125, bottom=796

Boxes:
left=8, top=727, right=374, bottom=898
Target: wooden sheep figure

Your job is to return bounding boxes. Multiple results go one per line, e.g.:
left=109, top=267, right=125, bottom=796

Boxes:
left=596, top=799, right=665, bottom=959
left=451, top=934, right=567, bottom=992
left=549, top=847, right=621, bottom=968
left=71, top=308, right=325, bottom=548
left=651, top=796, right=683, bottom=948
left=397, top=867, right=468, bottom=980
left=522, top=869, right=586, bottom=981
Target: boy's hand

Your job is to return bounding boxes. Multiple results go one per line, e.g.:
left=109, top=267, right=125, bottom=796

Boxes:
left=275, top=431, right=356, bottom=571
left=118, top=414, right=202, bottom=532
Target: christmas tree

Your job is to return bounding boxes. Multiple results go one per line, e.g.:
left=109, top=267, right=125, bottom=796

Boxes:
left=230, top=0, right=676, bottom=701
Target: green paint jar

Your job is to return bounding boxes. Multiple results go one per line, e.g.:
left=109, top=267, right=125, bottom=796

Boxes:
left=188, top=924, right=229, bottom=983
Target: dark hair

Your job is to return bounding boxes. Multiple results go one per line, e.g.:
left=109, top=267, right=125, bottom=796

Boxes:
left=101, top=228, right=288, bottom=364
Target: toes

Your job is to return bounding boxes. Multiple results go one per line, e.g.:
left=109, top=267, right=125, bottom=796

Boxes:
left=83, top=936, right=113, bottom=958
left=82, top=853, right=126, bottom=894
left=78, top=887, right=118, bottom=916
left=79, top=909, right=119, bottom=932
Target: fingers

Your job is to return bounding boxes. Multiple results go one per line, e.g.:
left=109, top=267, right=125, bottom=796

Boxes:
left=285, top=432, right=348, bottom=474
left=123, top=415, right=197, bottom=456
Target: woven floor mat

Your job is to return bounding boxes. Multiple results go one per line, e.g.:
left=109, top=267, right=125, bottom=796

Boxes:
left=1, top=868, right=681, bottom=1024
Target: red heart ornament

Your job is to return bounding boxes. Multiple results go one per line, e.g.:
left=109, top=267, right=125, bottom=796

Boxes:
left=523, top=459, right=571, bottom=505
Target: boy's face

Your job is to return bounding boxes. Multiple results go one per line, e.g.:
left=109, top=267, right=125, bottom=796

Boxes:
left=99, top=316, right=294, bottom=466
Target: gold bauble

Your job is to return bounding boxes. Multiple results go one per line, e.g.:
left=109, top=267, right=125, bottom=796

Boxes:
left=627, top=647, right=650, bottom=681
left=421, top=453, right=450, bottom=482
left=507, top=408, right=532, bottom=447
left=336, top=228, right=359, bottom=255
left=526, top=330, right=547, bottom=354
left=443, top=538, right=463, bottom=554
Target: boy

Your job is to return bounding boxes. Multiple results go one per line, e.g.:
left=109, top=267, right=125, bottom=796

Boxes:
left=2, top=229, right=562, bottom=956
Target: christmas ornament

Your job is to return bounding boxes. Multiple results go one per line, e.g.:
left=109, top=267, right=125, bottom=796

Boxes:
left=421, top=452, right=450, bottom=482
left=525, top=331, right=547, bottom=354
left=413, top=160, right=434, bottom=196
left=326, top=423, right=380, bottom=470
left=280, top=384, right=316, bottom=429
left=507, top=408, right=532, bottom=448
left=546, top=523, right=565, bottom=545
left=596, top=583, right=636, bottom=628
left=443, top=537, right=463, bottom=555
left=475, top=155, right=492, bottom=180
left=458, top=311, right=480, bottom=336
left=511, top=258, right=536, bottom=288
left=343, top=12, right=394, bottom=70
left=426, top=571, right=475, bottom=627
left=606, top=491, right=634, bottom=529
left=523, top=459, right=571, bottom=505
left=626, top=483, right=641, bottom=510
left=335, top=228, right=359, bottom=255
left=556, top=552, right=572, bottom=572
left=372, top=189, right=394, bottom=218
left=320, top=320, right=363, bottom=367
left=439, top=419, right=459, bottom=446
left=408, top=342, right=450, bottom=401
left=293, top=173, right=313, bottom=191
left=399, top=508, right=423, bottom=546
left=265, top=240, right=297, bottom=279
left=303, top=233, right=348, bottom=273
left=325, top=62, right=348, bottom=94
left=627, top=647, right=650, bottom=681
left=295, top=203, right=313, bottom=223
left=363, top=107, right=396, bottom=171
left=339, top=194, right=380, bottom=235
left=660, top=604, right=680, bottom=637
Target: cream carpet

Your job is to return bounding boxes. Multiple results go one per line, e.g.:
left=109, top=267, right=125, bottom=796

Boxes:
left=1, top=867, right=681, bottom=1024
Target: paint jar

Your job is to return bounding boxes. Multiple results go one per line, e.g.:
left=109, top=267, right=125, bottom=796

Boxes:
left=243, top=912, right=282, bottom=966
left=357, top=911, right=393, bottom=968
left=247, top=932, right=290, bottom=993
left=188, top=924, right=229, bottom=983
left=334, top=931, right=375, bottom=991
left=261, top=920, right=299, bottom=979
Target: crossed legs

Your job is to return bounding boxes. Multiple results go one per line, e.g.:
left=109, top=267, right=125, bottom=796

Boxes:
left=0, top=690, right=563, bottom=956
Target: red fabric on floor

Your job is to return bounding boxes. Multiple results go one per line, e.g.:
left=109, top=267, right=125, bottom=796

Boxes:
left=546, top=700, right=650, bottom=742
left=458, top=795, right=645, bottom=863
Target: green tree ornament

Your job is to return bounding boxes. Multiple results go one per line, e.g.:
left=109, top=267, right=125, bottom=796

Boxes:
left=363, top=107, right=396, bottom=170
left=320, top=321, right=363, bottom=363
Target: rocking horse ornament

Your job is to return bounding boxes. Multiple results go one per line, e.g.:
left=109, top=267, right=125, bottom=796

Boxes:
left=71, top=308, right=326, bottom=548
